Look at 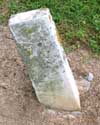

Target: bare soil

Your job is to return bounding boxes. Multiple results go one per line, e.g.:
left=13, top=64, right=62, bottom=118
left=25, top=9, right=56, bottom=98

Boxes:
left=0, top=26, right=100, bottom=125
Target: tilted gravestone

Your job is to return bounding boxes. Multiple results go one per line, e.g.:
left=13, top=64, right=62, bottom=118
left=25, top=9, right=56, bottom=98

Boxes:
left=9, top=8, right=80, bottom=110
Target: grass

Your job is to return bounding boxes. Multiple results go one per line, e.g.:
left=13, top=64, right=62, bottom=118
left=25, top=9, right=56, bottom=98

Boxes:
left=0, top=0, right=100, bottom=54
left=0, top=0, right=9, bottom=24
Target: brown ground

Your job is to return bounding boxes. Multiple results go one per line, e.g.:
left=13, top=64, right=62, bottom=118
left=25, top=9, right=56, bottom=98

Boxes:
left=0, top=26, right=100, bottom=125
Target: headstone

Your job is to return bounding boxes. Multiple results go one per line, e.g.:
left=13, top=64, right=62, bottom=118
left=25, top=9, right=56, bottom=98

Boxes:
left=9, top=8, right=80, bottom=110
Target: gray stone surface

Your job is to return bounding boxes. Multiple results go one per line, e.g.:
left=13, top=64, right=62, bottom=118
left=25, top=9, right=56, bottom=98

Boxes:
left=9, top=8, right=80, bottom=110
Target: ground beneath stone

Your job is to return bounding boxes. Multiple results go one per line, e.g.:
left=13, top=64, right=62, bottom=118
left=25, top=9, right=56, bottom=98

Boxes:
left=0, top=26, right=100, bottom=125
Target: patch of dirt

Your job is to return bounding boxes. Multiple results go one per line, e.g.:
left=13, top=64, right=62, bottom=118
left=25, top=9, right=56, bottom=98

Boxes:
left=0, top=26, right=100, bottom=125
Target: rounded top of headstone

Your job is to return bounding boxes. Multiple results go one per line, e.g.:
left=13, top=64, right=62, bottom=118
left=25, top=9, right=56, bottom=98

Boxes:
left=9, top=8, right=50, bottom=25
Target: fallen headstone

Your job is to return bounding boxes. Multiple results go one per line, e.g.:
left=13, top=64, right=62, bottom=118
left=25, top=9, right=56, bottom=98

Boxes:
left=9, top=8, right=80, bottom=110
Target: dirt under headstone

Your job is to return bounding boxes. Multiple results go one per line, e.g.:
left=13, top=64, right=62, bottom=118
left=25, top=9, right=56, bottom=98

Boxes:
left=0, top=26, right=100, bottom=125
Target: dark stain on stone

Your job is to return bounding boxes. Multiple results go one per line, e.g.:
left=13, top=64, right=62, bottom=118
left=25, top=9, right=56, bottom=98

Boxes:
left=37, top=42, right=42, bottom=47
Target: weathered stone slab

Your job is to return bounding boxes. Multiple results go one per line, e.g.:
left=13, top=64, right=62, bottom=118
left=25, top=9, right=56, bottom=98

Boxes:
left=9, top=8, right=80, bottom=110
